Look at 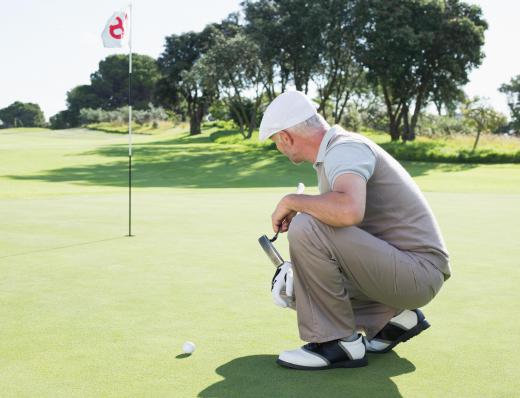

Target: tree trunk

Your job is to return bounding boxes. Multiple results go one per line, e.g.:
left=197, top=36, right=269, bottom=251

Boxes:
left=472, top=128, right=482, bottom=153
left=401, top=104, right=412, bottom=142
left=189, top=104, right=204, bottom=135
left=408, top=123, right=416, bottom=141
left=408, top=84, right=426, bottom=142
left=189, top=112, right=201, bottom=135
left=232, top=101, right=248, bottom=139
left=389, top=120, right=400, bottom=141
left=388, top=108, right=403, bottom=141
left=335, top=90, right=351, bottom=124
left=265, top=66, right=275, bottom=101
left=382, top=84, right=402, bottom=141
left=247, top=117, right=255, bottom=139
left=247, top=105, right=258, bottom=139
left=434, top=100, right=442, bottom=116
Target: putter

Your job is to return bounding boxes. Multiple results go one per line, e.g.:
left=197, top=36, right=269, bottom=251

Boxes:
left=258, top=234, right=285, bottom=267
left=258, top=182, right=305, bottom=267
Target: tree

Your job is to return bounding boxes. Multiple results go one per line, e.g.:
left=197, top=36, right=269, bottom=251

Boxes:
left=431, top=77, right=466, bottom=116
left=313, top=0, right=367, bottom=123
left=178, top=60, right=216, bottom=135
left=356, top=0, right=487, bottom=141
left=64, top=85, right=103, bottom=126
left=56, top=54, right=160, bottom=128
left=157, top=26, right=220, bottom=135
left=462, top=97, right=507, bottom=152
left=49, top=110, right=76, bottom=129
left=242, top=0, right=287, bottom=100
left=242, top=0, right=368, bottom=123
left=90, top=54, right=160, bottom=110
left=201, top=31, right=266, bottom=138
left=499, top=75, right=520, bottom=131
left=242, top=0, right=323, bottom=95
left=0, top=101, right=46, bottom=128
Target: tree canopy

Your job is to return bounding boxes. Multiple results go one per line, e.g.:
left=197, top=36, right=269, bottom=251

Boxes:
left=51, top=54, right=160, bottom=128
left=499, top=75, right=520, bottom=131
left=356, top=0, right=487, bottom=140
left=0, top=101, right=46, bottom=128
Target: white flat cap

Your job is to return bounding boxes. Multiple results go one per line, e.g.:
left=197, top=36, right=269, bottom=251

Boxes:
left=259, top=91, right=319, bottom=141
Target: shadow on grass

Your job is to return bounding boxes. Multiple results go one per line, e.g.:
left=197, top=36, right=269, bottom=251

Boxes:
left=0, top=236, right=125, bottom=259
left=176, top=353, right=191, bottom=359
left=8, top=130, right=480, bottom=189
left=199, top=352, right=414, bottom=398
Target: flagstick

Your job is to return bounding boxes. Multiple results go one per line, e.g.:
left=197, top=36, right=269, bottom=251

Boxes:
left=127, top=3, right=133, bottom=237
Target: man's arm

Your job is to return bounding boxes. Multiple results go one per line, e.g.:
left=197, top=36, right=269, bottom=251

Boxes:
left=271, top=173, right=367, bottom=232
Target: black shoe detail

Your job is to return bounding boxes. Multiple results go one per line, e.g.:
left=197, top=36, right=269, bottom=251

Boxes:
left=276, top=338, right=368, bottom=370
left=369, top=309, right=430, bottom=354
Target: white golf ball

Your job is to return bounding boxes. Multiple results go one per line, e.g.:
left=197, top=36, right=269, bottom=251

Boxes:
left=182, top=341, right=196, bottom=354
left=296, top=182, right=305, bottom=194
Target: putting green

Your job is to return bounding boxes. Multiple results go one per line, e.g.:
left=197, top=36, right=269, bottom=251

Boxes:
left=1, top=127, right=519, bottom=397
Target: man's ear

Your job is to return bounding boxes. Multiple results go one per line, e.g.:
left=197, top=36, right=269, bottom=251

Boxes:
left=279, top=130, right=294, bottom=145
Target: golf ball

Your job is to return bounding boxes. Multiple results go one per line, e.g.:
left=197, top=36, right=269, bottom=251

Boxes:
left=296, top=182, right=305, bottom=194
left=182, top=341, right=196, bottom=354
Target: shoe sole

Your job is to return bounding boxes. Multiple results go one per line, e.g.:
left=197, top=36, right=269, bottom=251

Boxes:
left=276, top=357, right=368, bottom=370
left=368, top=318, right=431, bottom=354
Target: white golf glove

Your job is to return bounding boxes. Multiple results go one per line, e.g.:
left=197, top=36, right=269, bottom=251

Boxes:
left=271, top=261, right=294, bottom=309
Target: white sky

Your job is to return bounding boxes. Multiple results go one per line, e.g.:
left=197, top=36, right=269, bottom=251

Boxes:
left=1, top=0, right=518, bottom=120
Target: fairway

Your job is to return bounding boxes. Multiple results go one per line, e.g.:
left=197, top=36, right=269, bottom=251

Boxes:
left=1, top=127, right=520, bottom=397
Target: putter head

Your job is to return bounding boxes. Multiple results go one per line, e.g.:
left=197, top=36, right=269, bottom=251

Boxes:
left=258, top=235, right=284, bottom=267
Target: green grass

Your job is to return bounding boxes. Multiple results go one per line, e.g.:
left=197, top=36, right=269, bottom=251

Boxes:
left=1, top=127, right=520, bottom=397
left=0, top=127, right=51, bottom=133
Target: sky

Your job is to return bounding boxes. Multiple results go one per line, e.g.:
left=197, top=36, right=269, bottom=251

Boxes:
left=1, top=0, right=518, bottom=120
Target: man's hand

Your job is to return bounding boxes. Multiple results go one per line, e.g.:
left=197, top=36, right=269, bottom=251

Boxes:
left=272, top=174, right=367, bottom=230
left=271, top=195, right=297, bottom=233
left=271, top=261, right=294, bottom=308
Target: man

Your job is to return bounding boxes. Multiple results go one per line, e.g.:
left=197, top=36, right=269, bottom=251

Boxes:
left=260, top=91, right=451, bottom=370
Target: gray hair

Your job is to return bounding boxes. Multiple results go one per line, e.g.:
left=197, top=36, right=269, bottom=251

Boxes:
left=285, top=113, right=330, bottom=136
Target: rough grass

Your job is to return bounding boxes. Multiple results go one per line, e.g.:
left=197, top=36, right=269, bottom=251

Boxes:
left=1, top=126, right=519, bottom=397
left=85, top=121, right=180, bottom=135
left=207, top=122, right=520, bottom=163
left=369, top=131, right=520, bottom=163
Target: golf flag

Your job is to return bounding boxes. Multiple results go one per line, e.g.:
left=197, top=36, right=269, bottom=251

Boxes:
left=101, top=9, right=130, bottom=48
left=101, top=5, right=134, bottom=236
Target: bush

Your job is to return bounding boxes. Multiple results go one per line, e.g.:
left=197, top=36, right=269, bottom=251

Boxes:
left=416, top=114, right=473, bottom=136
left=78, top=104, right=169, bottom=126
left=208, top=100, right=231, bottom=121
left=50, top=110, right=76, bottom=129
left=342, top=97, right=388, bottom=132
left=377, top=137, right=520, bottom=163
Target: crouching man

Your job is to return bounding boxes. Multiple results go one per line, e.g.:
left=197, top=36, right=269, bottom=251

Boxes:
left=261, top=91, right=451, bottom=370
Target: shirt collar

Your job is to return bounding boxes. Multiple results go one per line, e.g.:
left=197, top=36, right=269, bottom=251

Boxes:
left=313, top=125, right=343, bottom=169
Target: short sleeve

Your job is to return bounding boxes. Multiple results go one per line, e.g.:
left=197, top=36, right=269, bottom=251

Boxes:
left=323, top=142, right=376, bottom=188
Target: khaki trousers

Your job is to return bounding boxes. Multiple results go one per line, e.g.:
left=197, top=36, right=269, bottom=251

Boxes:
left=288, top=213, right=446, bottom=343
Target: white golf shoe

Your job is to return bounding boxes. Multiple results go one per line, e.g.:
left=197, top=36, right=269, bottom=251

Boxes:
left=277, top=335, right=368, bottom=370
left=364, top=308, right=430, bottom=353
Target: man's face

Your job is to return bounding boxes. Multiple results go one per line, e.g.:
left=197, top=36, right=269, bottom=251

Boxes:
left=271, top=131, right=304, bottom=165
